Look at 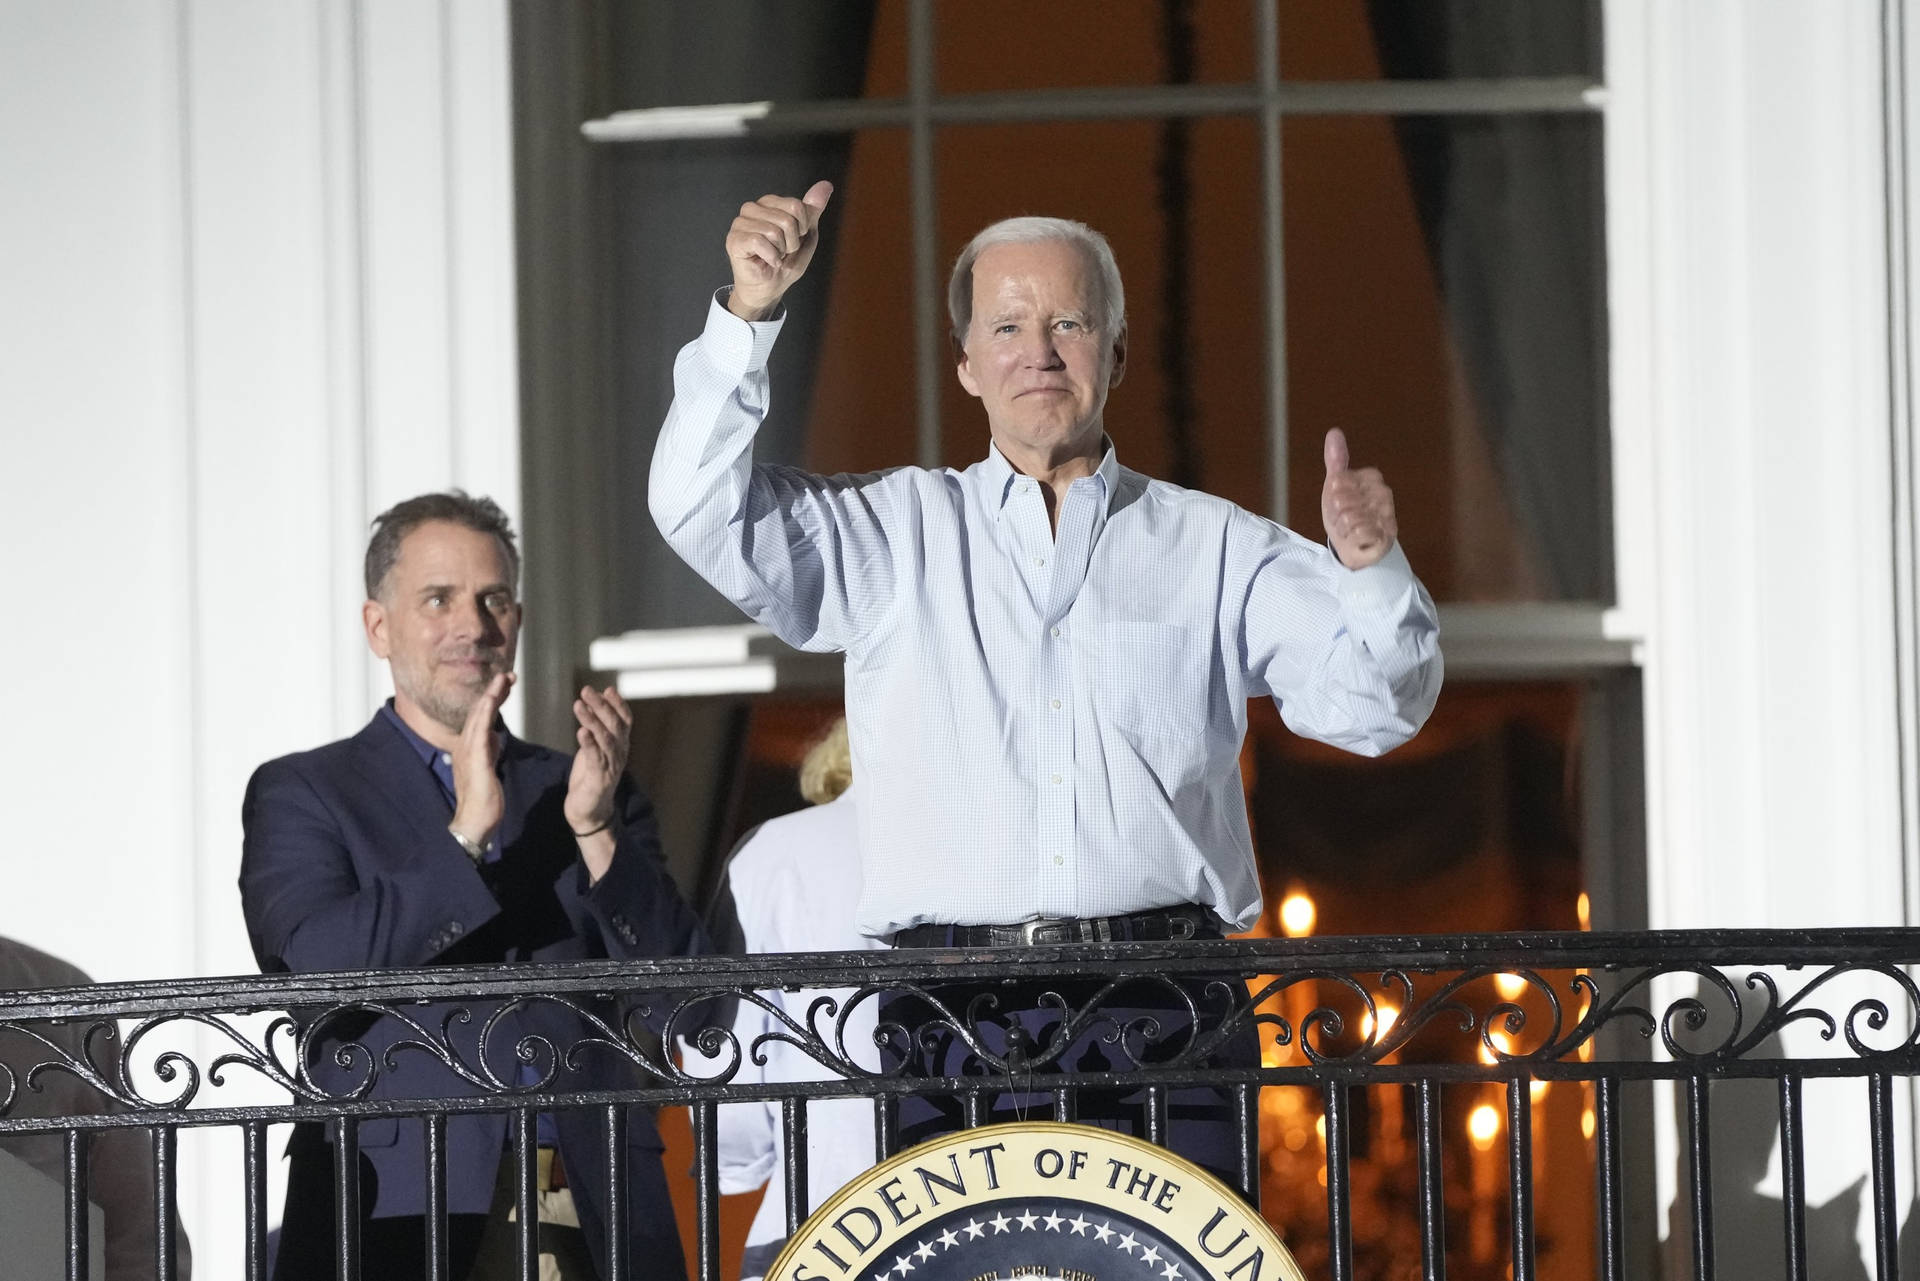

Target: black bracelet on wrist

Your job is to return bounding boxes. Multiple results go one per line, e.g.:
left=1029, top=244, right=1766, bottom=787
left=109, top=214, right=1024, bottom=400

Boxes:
left=570, top=818, right=611, bottom=839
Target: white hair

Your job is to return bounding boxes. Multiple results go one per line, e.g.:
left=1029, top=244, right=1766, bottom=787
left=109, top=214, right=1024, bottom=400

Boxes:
left=946, top=216, right=1126, bottom=345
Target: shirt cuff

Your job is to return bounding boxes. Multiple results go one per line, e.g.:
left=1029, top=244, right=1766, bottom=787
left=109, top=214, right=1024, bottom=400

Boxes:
left=701, top=288, right=786, bottom=377
left=1335, top=539, right=1418, bottom=612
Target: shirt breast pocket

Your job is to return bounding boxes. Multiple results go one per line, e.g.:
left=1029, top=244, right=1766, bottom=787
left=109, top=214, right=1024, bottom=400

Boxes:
left=1092, top=619, right=1211, bottom=746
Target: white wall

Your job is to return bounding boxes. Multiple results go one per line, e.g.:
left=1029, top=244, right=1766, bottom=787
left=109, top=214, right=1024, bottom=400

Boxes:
left=0, top=0, right=518, bottom=1272
left=1608, top=0, right=1911, bottom=1265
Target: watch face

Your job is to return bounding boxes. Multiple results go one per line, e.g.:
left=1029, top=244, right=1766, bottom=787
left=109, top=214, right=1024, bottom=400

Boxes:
left=769, top=1122, right=1306, bottom=1281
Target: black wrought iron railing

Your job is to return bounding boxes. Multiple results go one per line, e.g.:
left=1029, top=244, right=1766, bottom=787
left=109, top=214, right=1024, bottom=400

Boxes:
left=3, top=929, right=1919, bottom=1281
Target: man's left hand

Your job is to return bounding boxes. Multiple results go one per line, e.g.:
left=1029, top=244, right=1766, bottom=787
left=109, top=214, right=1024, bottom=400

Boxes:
left=1320, top=428, right=1398, bottom=570
left=564, top=686, right=632, bottom=870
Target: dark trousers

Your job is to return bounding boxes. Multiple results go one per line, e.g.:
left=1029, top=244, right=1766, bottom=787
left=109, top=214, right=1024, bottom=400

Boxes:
left=271, top=1124, right=678, bottom=1281
left=879, top=972, right=1260, bottom=1190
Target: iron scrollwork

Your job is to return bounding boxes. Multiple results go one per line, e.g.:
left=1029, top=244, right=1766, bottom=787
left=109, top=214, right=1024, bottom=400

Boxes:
left=4, top=936, right=1920, bottom=1125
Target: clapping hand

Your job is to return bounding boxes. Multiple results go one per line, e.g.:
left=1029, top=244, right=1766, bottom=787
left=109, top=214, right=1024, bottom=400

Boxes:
left=564, top=685, right=632, bottom=880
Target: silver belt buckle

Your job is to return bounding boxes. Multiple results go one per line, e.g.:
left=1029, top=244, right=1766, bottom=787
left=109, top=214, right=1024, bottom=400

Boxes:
left=1167, top=911, right=1198, bottom=941
left=1020, top=918, right=1063, bottom=945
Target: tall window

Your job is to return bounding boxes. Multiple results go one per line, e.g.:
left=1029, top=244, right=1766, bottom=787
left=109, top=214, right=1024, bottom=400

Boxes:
left=576, top=3, right=1628, bottom=1276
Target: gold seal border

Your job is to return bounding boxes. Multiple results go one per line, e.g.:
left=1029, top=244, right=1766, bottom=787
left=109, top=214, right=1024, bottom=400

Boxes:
left=766, top=1120, right=1308, bottom=1281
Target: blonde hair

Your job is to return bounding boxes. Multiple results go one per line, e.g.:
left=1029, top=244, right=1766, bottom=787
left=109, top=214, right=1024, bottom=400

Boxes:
left=798, top=717, right=852, bottom=805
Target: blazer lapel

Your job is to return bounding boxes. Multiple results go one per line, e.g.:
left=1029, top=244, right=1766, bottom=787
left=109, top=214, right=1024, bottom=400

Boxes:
left=344, top=714, right=461, bottom=864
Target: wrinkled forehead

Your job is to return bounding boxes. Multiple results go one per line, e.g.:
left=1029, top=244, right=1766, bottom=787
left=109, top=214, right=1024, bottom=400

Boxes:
left=970, top=238, right=1103, bottom=319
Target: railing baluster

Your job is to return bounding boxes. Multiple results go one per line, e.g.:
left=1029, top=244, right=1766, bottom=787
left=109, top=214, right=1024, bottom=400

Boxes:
left=693, top=1099, right=721, bottom=1281
left=331, top=1118, right=357, bottom=1281
left=1234, top=1083, right=1260, bottom=1208
left=243, top=1121, right=267, bottom=1281
left=424, top=1114, right=448, bottom=1281
left=1780, top=1075, right=1807, bottom=1281
left=962, top=1090, right=986, bottom=1129
left=1596, top=1077, right=1625, bottom=1281
left=1508, top=1078, right=1535, bottom=1281
left=1415, top=1080, right=1445, bottom=1281
left=154, top=1126, right=179, bottom=1281
left=1871, top=1074, right=1899, bottom=1281
left=604, top=1104, right=629, bottom=1281
left=784, top=1097, right=810, bottom=1233
left=64, top=1128, right=88, bottom=1281
left=1053, top=1086, right=1078, bottom=1124
left=1144, top=1085, right=1168, bottom=1147
left=1684, top=1076, right=1713, bottom=1281
left=1324, top=1082, right=1353, bottom=1281
left=874, top=1094, right=899, bottom=1160
left=513, top=1108, right=537, bottom=1281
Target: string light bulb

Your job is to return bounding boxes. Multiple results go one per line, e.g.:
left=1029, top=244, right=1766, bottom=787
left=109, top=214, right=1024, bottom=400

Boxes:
left=1279, top=891, right=1316, bottom=938
left=1468, top=1103, right=1501, bottom=1150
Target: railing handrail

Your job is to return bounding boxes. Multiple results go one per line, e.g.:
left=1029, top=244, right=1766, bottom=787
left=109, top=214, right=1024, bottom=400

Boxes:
left=2, top=927, right=1916, bottom=1020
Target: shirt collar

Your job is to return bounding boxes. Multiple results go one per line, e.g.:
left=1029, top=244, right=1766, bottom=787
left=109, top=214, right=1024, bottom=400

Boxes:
left=982, top=437, right=1121, bottom=510
left=379, top=698, right=450, bottom=769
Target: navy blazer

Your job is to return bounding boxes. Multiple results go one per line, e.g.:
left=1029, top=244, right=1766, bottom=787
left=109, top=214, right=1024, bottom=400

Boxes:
left=239, top=712, right=705, bottom=1275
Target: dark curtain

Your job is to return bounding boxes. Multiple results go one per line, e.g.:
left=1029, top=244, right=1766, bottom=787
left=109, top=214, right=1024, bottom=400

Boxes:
left=605, top=1, right=878, bottom=630
left=1368, top=1, right=1611, bottom=601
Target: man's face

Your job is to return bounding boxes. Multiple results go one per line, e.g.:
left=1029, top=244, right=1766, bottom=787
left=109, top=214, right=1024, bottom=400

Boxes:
left=363, top=520, right=521, bottom=734
left=957, top=238, right=1126, bottom=468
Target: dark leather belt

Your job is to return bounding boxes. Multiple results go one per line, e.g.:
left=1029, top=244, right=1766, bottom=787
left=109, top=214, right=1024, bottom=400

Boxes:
left=891, top=905, right=1221, bottom=948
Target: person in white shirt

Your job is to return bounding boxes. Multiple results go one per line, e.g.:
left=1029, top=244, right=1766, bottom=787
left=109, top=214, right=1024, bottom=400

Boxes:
left=704, top=720, right=882, bottom=1281
left=650, top=182, right=1441, bottom=1179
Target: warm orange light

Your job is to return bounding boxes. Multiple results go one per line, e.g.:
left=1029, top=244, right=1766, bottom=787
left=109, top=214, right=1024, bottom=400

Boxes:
left=1529, top=1079, right=1549, bottom=1103
left=1479, top=1042, right=1499, bottom=1066
left=1279, top=892, right=1316, bottom=938
left=1314, top=1114, right=1327, bottom=1143
left=1577, top=891, right=1592, bottom=930
left=1582, top=1107, right=1597, bottom=1140
left=1468, top=1103, right=1502, bottom=1149
left=1361, top=1003, right=1399, bottom=1042
left=1495, top=972, right=1528, bottom=1000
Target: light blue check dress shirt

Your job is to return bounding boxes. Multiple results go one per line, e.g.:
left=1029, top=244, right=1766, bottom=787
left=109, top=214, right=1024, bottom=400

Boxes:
left=651, top=295, right=1443, bottom=936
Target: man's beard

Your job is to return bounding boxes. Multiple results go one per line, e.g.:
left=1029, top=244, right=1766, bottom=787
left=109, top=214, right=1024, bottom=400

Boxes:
left=406, top=652, right=508, bottom=733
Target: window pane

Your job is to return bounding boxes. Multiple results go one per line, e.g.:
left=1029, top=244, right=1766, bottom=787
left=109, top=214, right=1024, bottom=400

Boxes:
left=1243, top=676, right=1592, bottom=1278
left=1279, top=0, right=1601, bottom=81
left=932, top=0, right=1254, bottom=94
left=800, top=128, right=916, bottom=478
left=604, top=2, right=887, bottom=106
left=1283, top=112, right=1608, bottom=603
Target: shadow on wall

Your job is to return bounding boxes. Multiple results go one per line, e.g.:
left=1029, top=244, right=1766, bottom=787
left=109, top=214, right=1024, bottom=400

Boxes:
left=1658, top=978, right=1867, bottom=1280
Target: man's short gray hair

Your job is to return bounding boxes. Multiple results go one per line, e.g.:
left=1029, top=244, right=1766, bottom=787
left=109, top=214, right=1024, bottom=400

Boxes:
left=946, top=216, right=1126, bottom=345
left=364, top=490, right=520, bottom=601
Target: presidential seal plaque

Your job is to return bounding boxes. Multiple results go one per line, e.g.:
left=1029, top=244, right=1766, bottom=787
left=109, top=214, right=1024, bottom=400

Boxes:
left=767, top=1122, right=1306, bottom=1281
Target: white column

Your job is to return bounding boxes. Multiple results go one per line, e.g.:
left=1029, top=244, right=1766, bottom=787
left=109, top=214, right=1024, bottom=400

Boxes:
left=1608, top=0, right=1906, bottom=1266
left=0, top=1, right=518, bottom=1274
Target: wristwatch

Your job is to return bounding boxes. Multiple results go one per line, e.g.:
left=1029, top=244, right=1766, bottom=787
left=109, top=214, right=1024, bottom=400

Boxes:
left=447, top=825, right=487, bottom=862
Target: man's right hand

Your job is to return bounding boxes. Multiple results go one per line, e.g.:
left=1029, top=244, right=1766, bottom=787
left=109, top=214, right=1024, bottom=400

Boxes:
left=448, top=671, right=512, bottom=851
left=726, top=180, right=835, bottom=321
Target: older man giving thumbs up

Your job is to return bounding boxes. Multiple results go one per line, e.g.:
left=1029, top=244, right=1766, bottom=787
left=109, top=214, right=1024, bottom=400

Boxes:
left=650, top=189, right=1442, bottom=1178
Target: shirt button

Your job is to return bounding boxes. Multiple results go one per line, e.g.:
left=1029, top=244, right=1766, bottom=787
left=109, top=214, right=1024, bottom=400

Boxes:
left=1050, top=773, right=1062, bottom=785
left=1035, top=557, right=1046, bottom=568
left=440, top=752, right=453, bottom=765
left=1050, top=698, right=1061, bottom=710
left=1050, top=625, right=1061, bottom=638
left=1053, top=855, right=1065, bottom=866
